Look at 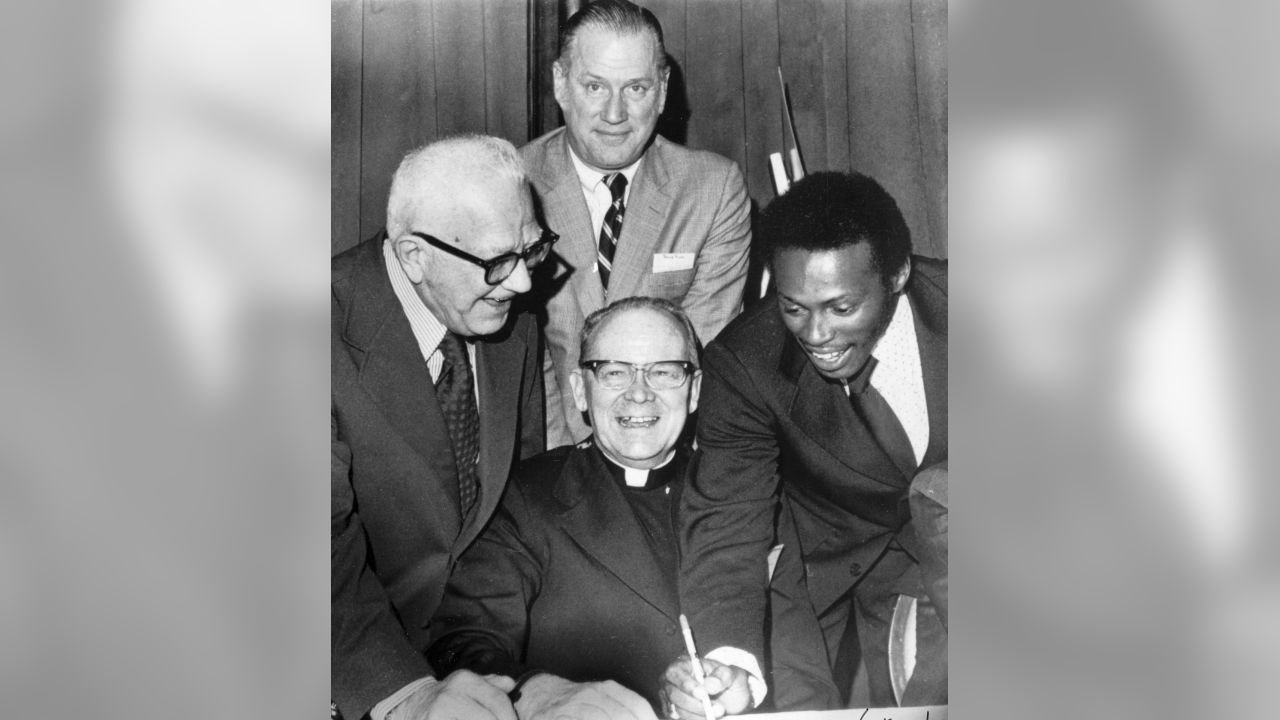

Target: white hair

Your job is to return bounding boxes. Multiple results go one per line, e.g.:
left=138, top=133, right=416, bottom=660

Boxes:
left=385, top=134, right=527, bottom=239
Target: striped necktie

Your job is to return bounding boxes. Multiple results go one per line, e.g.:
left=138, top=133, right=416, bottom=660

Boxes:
left=597, top=173, right=627, bottom=291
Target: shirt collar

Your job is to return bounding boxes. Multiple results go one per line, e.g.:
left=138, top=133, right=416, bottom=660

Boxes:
left=382, top=236, right=448, bottom=362
left=567, top=144, right=642, bottom=196
left=844, top=293, right=915, bottom=395
left=592, top=441, right=680, bottom=489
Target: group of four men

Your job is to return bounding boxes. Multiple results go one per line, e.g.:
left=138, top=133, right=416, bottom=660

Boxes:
left=332, top=2, right=947, bottom=719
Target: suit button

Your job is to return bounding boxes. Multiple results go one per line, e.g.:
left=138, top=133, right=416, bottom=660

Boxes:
left=666, top=626, right=676, bottom=636
left=849, top=562, right=863, bottom=576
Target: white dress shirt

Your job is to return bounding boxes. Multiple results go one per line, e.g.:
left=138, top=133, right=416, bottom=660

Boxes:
left=867, top=293, right=930, bottom=465
left=567, top=146, right=641, bottom=243
left=382, top=238, right=476, bottom=386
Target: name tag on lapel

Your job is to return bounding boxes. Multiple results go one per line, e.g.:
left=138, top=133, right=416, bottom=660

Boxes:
left=652, top=253, right=695, bottom=273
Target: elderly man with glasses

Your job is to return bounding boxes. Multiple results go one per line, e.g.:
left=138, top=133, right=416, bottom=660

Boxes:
left=425, top=296, right=704, bottom=720
left=331, top=135, right=548, bottom=720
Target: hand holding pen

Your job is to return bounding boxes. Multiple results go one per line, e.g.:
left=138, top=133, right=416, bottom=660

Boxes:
left=661, top=615, right=755, bottom=719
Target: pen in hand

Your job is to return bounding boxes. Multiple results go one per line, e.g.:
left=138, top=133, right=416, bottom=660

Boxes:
left=678, top=614, right=719, bottom=719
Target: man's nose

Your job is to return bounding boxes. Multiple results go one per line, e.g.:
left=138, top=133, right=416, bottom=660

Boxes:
left=623, top=372, right=655, bottom=401
left=602, top=91, right=627, bottom=124
left=501, top=257, right=533, bottom=294
left=802, top=316, right=832, bottom=346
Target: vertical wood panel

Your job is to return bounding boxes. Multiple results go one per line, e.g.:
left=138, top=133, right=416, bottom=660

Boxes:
left=483, top=0, right=531, bottom=145
left=434, top=0, right=489, bottom=136
left=359, top=0, right=438, bottom=243
left=685, top=1, right=745, bottom=171
left=911, top=0, right=948, bottom=257
left=333, top=0, right=946, bottom=259
left=646, top=0, right=686, bottom=71
left=847, top=0, right=931, bottom=256
left=332, top=0, right=364, bottom=253
left=779, top=0, right=849, bottom=174
left=739, top=0, right=782, bottom=203
left=646, top=0, right=688, bottom=143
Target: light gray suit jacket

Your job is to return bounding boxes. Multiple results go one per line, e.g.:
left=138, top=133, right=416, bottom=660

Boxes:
left=521, top=128, right=752, bottom=447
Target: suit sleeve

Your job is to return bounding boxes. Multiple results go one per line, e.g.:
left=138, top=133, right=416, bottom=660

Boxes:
left=541, top=351, right=575, bottom=451
left=678, top=340, right=781, bottom=663
left=426, top=479, right=542, bottom=679
left=331, top=410, right=432, bottom=720
left=681, top=161, right=752, bottom=345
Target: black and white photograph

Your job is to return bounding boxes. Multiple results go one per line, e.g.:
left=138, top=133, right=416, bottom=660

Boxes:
left=331, top=1, right=945, bottom=718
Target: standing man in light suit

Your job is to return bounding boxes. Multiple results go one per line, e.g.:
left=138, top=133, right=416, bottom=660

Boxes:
left=522, top=0, right=752, bottom=448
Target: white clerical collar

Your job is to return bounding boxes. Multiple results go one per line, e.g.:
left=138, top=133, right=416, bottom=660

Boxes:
left=621, top=451, right=676, bottom=488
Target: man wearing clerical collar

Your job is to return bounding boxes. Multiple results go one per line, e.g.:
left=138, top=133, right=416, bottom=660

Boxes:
left=426, top=297, right=701, bottom=720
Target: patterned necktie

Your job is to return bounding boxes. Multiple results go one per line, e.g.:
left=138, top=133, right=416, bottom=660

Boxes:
left=853, top=359, right=918, bottom=479
left=435, top=332, right=479, bottom=516
left=597, top=173, right=627, bottom=291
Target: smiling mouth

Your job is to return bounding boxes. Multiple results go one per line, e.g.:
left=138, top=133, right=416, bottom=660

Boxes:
left=617, top=416, right=659, bottom=428
left=807, top=347, right=850, bottom=364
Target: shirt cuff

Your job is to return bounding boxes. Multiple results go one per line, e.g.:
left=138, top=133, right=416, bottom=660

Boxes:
left=705, top=647, right=768, bottom=708
left=370, top=676, right=438, bottom=720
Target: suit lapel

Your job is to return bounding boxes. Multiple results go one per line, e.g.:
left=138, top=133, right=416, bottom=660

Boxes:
left=555, top=447, right=680, bottom=621
left=541, top=135, right=605, bottom=317
left=780, top=337, right=907, bottom=489
left=910, top=274, right=949, bottom=468
left=340, top=241, right=463, bottom=519
left=458, top=332, right=525, bottom=549
left=610, top=139, right=672, bottom=296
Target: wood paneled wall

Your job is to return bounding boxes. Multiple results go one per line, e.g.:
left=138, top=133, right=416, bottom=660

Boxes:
left=333, top=0, right=946, bottom=259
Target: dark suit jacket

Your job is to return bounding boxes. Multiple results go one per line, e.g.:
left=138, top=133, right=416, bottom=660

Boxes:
left=521, top=128, right=752, bottom=447
left=425, top=442, right=688, bottom=712
left=678, top=256, right=948, bottom=667
left=331, top=236, right=544, bottom=720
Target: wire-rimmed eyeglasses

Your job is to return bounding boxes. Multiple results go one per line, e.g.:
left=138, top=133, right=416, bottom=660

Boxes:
left=410, top=228, right=558, bottom=285
left=579, top=360, right=698, bottom=390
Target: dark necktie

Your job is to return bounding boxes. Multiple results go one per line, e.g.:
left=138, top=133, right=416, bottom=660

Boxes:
left=853, top=358, right=918, bottom=479
left=435, top=332, right=479, bottom=516
left=597, top=173, right=627, bottom=291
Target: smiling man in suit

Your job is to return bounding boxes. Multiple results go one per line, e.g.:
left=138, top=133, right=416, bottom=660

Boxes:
left=331, top=135, right=547, bottom=720
left=669, top=172, right=948, bottom=715
left=522, top=0, right=752, bottom=448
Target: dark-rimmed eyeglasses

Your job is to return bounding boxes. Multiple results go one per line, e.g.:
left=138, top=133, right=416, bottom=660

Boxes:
left=579, top=360, right=698, bottom=390
left=410, top=229, right=558, bottom=285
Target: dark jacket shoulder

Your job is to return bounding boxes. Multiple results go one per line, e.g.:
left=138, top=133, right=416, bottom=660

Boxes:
left=911, top=254, right=948, bottom=297
left=511, top=444, right=574, bottom=488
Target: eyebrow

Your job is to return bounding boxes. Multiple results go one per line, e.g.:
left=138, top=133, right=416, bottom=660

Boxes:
left=779, top=293, right=857, bottom=306
left=579, top=71, right=655, bottom=85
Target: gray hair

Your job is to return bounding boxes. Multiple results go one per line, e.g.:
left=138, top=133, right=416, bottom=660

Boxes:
left=558, top=0, right=668, bottom=73
left=579, top=296, right=699, bottom=365
left=385, top=134, right=526, bottom=240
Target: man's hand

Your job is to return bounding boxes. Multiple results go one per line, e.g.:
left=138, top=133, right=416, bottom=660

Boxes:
left=660, top=657, right=752, bottom=719
left=389, top=670, right=517, bottom=720
left=513, top=674, right=658, bottom=720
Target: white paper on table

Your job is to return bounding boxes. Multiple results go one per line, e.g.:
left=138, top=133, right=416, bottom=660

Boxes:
left=735, top=706, right=946, bottom=720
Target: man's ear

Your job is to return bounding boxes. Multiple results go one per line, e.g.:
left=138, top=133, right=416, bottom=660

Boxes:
left=656, top=64, right=670, bottom=116
left=687, top=369, right=702, bottom=414
left=890, top=257, right=912, bottom=294
left=552, top=60, right=569, bottom=109
left=569, top=369, right=589, bottom=414
left=394, top=235, right=427, bottom=284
